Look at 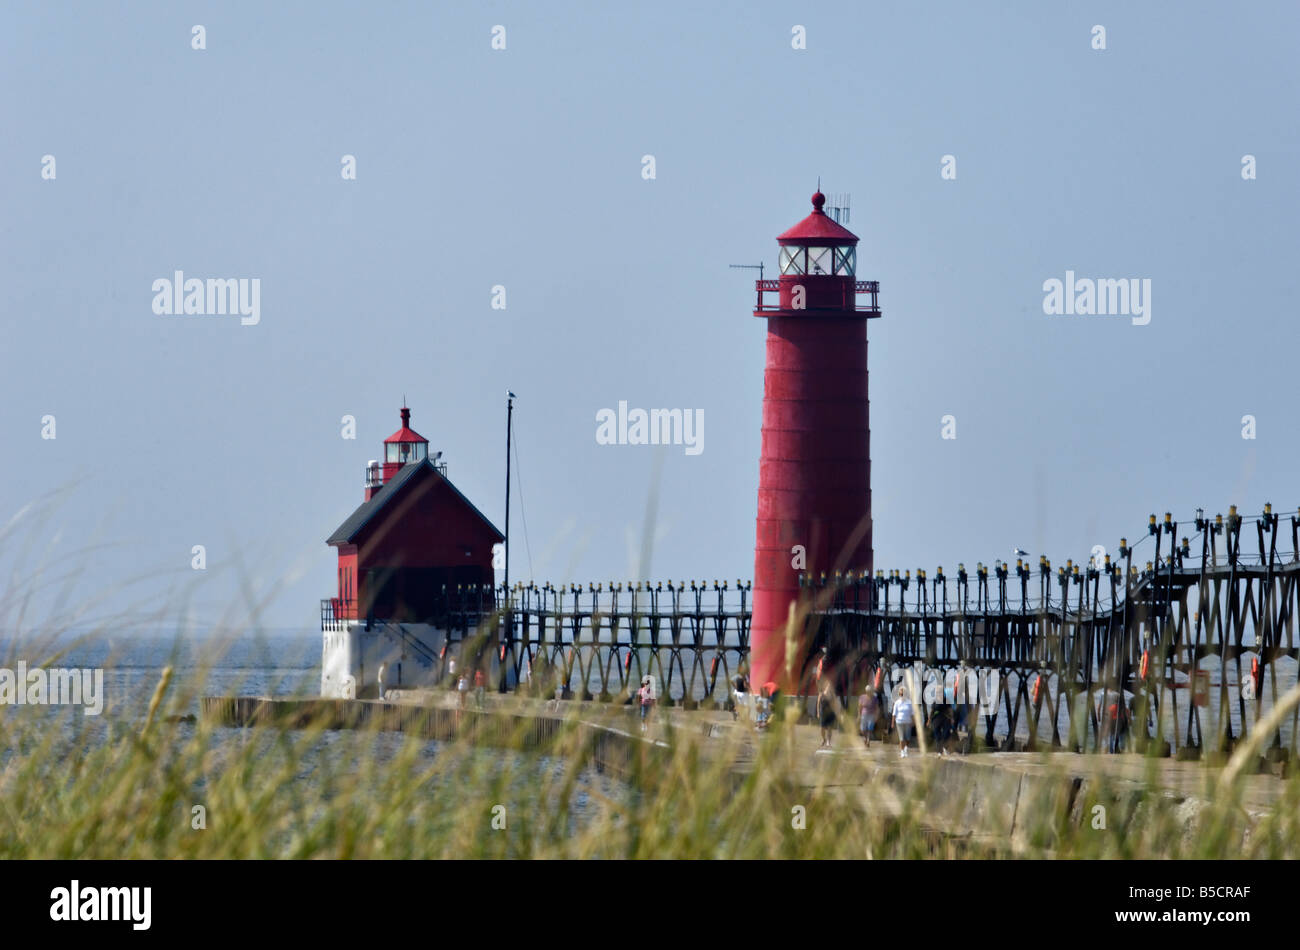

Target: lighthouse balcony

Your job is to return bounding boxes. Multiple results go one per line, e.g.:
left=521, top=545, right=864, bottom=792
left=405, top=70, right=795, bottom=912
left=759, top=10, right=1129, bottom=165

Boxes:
left=321, top=584, right=500, bottom=633
left=754, top=279, right=881, bottom=315
left=321, top=597, right=355, bottom=631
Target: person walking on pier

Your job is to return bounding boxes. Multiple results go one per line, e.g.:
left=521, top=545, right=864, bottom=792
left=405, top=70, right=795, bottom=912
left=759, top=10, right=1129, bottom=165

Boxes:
left=817, top=680, right=837, bottom=748
left=1100, top=694, right=1132, bottom=752
left=474, top=668, right=486, bottom=709
left=637, top=676, right=655, bottom=733
left=732, top=675, right=750, bottom=723
left=858, top=685, right=879, bottom=749
left=928, top=702, right=954, bottom=755
left=755, top=684, right=772, bottom=731
left=891, top=686, right=914, bottom=758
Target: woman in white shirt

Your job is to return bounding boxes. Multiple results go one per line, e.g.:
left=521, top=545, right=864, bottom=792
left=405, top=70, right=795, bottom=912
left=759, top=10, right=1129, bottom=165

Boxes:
left=891, top=686, right=914, bottom=758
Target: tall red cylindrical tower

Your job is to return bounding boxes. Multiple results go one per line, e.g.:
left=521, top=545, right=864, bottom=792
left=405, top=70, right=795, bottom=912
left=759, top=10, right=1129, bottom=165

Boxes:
left=750, top=191, right=881, bottom=694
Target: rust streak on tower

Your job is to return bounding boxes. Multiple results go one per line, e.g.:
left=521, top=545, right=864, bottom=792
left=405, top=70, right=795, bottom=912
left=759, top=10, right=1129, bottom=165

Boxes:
left=750, top=190, right=881, bottom=694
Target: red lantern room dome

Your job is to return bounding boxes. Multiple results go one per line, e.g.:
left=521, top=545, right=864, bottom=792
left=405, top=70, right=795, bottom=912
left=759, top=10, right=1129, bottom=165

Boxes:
left=776, top=192, right=860, bottom=247
left=384, top=406, right=427, bottom=447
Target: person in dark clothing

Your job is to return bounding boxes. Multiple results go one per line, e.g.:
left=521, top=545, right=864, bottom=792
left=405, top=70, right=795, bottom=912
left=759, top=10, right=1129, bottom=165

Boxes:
left=928, top=703, right=955, bottom=754
left=1102, top=696, right=1133, bottom=752
left=953, top=702, right=972, bottom=753
left=817, top=680, right=838, bottom=748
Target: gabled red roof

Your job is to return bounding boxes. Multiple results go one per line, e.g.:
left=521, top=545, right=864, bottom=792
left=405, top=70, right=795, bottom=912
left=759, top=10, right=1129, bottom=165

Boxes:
left=776, top=191, right=859, bottom=246
left=326, top=458, right=503, bottom=545
left=384, top=406, right=428, bottom=444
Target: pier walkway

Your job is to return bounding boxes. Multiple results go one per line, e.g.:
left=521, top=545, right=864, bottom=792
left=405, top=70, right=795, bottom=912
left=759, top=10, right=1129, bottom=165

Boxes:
left=202, top=689, right=1288, bottom=853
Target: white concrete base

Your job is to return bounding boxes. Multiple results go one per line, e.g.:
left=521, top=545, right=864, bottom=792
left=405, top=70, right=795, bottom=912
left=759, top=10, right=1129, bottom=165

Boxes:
left=321, top=621, right=505, bottom=699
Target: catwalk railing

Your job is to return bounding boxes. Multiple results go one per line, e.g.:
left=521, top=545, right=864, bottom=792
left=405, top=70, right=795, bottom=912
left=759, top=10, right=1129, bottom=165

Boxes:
left=327, top=505, right=1300, bottom=757
left=803, top=508, right=1300, bottom=758
left=492, top=579, right=755, bottom=710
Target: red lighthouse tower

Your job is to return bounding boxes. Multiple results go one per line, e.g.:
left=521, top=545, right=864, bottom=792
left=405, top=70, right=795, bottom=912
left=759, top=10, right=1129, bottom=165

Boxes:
left=750, top=191, right=881, bottom=694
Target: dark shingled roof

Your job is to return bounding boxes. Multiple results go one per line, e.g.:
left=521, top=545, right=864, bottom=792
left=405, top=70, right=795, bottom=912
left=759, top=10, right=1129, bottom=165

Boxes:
left=326, top=458, right=503, bottom=546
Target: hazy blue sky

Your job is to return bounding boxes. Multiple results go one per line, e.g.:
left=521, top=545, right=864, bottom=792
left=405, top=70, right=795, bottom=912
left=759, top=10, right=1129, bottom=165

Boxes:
left=3, top=1, right=1297, bottom=633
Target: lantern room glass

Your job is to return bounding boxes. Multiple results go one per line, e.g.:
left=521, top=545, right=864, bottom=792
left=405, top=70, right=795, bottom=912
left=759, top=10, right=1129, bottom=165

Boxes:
left=780, top=245, right=855, bottom=276
left=779, top=247, right=804, bottom=275
left=807, top=247, right=832, bottom=275
left=833, top=247, right=855, bottom=275
left=386, top=442, right=427, bottom=463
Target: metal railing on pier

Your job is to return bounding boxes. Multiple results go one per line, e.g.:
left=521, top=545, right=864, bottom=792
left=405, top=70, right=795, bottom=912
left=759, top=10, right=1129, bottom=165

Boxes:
left=319, top=505, right=1300, bottom=758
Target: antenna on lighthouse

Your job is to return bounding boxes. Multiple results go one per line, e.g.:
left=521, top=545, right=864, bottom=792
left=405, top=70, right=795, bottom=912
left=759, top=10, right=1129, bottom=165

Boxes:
left=826, top=193, right=851, bottom=224
left=729, top=262, right=765, bottom=282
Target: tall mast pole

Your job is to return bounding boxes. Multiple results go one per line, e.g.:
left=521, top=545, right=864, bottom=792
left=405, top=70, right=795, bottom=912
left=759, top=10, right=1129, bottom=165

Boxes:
left=504, top=391, right=515, bottom=683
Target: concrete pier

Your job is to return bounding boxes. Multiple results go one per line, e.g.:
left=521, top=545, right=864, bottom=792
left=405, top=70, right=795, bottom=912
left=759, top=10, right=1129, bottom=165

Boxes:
left=201, top=692, right=1289, bottom=853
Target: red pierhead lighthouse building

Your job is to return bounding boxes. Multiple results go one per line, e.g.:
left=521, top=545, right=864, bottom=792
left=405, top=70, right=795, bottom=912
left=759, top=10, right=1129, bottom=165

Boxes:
left=328, top=405, right=502, bottom=624
left=750, top=191, right=881, bottom=694
left=321, top=405, right=503, bottom=698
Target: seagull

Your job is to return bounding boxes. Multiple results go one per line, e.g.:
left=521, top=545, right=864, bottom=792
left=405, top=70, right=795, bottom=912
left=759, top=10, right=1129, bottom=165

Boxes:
left=1013, top=548, right=1030, bottom=559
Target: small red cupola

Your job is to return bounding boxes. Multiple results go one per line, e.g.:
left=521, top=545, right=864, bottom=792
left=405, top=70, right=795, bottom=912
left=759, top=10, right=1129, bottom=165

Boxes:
left=382, top=406, right=429, bottom=483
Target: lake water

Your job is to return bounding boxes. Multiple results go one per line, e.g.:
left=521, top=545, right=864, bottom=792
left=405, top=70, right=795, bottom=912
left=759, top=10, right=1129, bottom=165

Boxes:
left=0, top=633, right=622, bottom=841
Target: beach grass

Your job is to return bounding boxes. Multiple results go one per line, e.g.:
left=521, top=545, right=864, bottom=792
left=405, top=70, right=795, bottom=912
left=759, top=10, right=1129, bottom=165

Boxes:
left=2, top=653, right=1298, bottom=860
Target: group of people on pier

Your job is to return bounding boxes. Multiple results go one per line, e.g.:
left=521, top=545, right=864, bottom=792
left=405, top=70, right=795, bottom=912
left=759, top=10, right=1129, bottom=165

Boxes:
left=729, top=670, right=974, bottom=757
left=729, top=676, right=779, bottom=731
